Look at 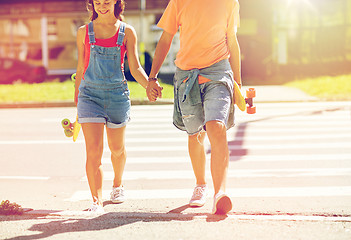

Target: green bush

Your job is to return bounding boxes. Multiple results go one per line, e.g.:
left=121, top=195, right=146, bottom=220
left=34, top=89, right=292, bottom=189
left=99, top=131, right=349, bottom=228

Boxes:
left=0, top=80, right=174, bottom=103
left=285, top=74, right=351, bottom=101
left=0, top=200, right=24, bottom=215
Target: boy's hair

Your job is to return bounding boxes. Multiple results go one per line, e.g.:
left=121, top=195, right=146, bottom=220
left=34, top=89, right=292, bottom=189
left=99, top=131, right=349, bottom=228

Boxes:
left=87, top=0, right=125, bottom=21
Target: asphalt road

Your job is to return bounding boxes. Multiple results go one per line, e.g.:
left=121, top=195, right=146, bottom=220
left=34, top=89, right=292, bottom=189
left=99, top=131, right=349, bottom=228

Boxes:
left=1, top=102, right=351, bottom=240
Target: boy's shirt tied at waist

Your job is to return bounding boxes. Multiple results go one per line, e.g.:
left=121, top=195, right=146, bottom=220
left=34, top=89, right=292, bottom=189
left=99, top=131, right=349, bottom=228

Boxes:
left=173, top=59, right=236, bottom=131
left=175, top=59, right=234, bottom=107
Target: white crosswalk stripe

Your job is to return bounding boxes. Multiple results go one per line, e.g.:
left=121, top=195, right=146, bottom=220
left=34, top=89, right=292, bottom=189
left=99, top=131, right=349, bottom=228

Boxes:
left=80, top=168, right=351, bottom=181
left=66, top=186, right=351, bottom=202
left=65, top=102, right=351, bottom=202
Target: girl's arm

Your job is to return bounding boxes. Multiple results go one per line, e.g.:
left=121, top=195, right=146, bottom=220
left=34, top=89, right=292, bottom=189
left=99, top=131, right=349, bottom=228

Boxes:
left=227, top=32, right=242, bottom=88
left=125, top=25, right=149, bottom=89
left=75, top=26, right=86, bottom=105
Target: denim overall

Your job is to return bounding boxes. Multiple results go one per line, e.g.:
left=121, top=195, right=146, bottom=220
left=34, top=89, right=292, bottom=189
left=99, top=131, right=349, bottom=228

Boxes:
left=78, top=21, right=130, bottom=128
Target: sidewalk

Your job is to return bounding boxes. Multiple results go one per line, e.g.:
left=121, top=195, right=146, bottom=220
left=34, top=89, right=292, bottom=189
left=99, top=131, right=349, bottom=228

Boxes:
left=245, top=85, right=318, bottom=103
left=0, top=85, right=318, bottom=109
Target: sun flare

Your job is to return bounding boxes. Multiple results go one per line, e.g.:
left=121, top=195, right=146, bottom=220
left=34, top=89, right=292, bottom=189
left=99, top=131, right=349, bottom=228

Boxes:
left=286, top=0, right=316, bottom=11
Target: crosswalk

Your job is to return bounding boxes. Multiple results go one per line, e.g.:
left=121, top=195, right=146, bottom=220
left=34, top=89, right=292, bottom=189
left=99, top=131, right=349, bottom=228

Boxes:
left=66, top=101, right=351, bottom=203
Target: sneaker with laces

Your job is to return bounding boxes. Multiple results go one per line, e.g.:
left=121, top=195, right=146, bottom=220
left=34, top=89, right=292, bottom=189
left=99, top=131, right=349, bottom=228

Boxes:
left=88, top=201, right=104, bottom=214
left=212, top=191, right=232, bottom=215
left=110, top=186, right=125, bottom=203
left=189, top=184, right=208, bottom=207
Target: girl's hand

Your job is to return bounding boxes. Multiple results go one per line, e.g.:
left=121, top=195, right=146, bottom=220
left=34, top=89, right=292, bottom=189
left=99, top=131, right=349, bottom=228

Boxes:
left=146, top=80, right=163, bottom=102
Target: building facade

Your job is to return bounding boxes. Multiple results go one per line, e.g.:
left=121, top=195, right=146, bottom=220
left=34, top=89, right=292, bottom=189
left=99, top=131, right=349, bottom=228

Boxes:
left=0, top=0, right=350, bottom=81
left=0, top=0, right=170, bottom=76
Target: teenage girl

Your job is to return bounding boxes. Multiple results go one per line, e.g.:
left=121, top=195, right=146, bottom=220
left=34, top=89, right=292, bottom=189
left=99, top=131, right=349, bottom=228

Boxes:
left=75, top=0, right=157, bottom=212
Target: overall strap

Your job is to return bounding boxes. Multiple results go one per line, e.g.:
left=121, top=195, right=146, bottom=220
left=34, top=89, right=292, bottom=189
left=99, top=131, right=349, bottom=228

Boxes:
left=88, top=22, right=96, bottom=44
left=116, top=22, right=126, bottom=46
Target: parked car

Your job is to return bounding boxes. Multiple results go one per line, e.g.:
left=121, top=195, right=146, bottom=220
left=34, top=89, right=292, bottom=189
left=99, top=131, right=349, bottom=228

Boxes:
left=0, top=58, right=47, bottom=84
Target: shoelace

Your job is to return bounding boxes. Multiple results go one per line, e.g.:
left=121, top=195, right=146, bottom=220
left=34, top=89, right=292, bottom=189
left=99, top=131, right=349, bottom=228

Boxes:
left=111, top=188, right=123, bottom=198
left=88, top=202, right=100, bottom=212
left=88, top=197, right=103, bottom=212
left=192, top=186, right=206, bottom=199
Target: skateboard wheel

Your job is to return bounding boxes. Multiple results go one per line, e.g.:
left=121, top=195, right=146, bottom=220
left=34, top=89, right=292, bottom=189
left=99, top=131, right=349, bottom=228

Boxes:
left=64, top=129, right=73, bottom=137
left=247, top=106, right=256, bottom=114
left=61, top=118, right=71, bottom=129
left=246, top=88, right=256, bottom=98
left=71, top=73, right=76, bottom=82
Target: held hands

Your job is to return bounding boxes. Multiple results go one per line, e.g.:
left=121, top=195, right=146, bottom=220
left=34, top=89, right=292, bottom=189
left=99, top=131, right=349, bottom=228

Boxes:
left=146, top=78, right=163, bottom=102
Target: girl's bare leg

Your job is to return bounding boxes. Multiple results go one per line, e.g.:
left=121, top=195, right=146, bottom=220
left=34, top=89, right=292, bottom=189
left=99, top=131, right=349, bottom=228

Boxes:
left=106, top=126, right=127, bottom=188
left=81, top=123, right=105, bottom=206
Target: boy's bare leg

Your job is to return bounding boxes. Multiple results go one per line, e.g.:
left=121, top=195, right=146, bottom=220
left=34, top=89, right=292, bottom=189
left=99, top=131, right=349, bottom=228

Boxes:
left=188, top=131, right=207, bottom=185
left=205, top=120, right=229, bottom=195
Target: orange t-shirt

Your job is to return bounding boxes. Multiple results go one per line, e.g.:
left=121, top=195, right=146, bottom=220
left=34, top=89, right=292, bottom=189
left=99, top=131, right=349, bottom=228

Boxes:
left=157, top=0, right=240, bottom=72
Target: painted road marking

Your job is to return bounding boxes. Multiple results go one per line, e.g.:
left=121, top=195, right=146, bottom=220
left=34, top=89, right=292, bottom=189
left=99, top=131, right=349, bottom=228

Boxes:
left=101, top=154, right=351, bottom=164
left=65, top=186, right=351, bottom=202
left=0, top=176, right=50, bottom=180
left=226, top=214, right=351, bottom=222
left=101, top=142, right=351, bottom=152
left=21, top=137, right=341, bottom=153
left=1, top=132, right=350, bottom=145
left=81, top=168, right=351, bottom=181
left=228, top=154, right=351, bottom=162
left=226, top=142, right=351, bottom=150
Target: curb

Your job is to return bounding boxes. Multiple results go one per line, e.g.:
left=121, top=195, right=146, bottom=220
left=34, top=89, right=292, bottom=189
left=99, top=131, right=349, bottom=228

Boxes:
left=0, top=99, right=174, bottom=109
left=0, top=86, right=322, bottom=109
left=0, top=99, right=323, bottom=109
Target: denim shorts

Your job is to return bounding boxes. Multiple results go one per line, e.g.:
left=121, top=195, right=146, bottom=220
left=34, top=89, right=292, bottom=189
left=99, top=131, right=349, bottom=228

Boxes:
left=77, top=81, right=131, bottom=128
left=178, top=81, right=231, bottom=135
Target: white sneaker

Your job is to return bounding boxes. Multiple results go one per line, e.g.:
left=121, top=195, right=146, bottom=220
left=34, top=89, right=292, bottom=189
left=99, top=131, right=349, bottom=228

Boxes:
left=110, top=186, right=125, bottom=203
left=88, top=201, right=104, bottom=214
left=189, top=184, right=208, bottom=207
left=212, top=191, right=232, bottom=215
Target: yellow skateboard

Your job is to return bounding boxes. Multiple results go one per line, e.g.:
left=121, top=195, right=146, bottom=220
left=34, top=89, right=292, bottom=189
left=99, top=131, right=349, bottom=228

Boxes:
left=233, top=81, right=256, bottom=114
left=61, top=116, right=81, bottom=142
left=61, top=73, right=81, bottom=142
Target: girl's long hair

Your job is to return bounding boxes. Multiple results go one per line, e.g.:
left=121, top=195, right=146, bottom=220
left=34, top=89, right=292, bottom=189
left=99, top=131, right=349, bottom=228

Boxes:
left=87, top=0, right=125, bottom=21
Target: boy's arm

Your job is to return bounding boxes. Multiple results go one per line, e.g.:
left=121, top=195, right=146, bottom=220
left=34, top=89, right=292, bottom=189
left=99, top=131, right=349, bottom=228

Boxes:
left=149, top=31, right=174, bottom=79
left=146, top=31, right=174, bottom=100
left=227, top=33, right=242, bottom=88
